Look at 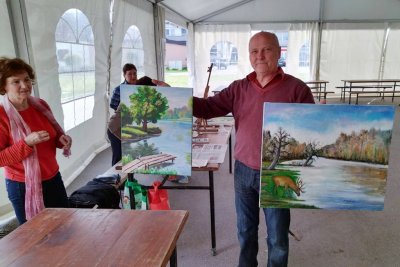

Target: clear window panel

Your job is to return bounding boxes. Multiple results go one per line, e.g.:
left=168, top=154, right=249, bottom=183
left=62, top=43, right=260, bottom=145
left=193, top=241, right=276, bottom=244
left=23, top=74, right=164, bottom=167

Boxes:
left=84, top=71, right=95, bottom=96
left=72, top=72, right=86, bottom=99
left=62, top=101, right=75, bottom=131
left=59, top=72, right=74, bottom=103
left=74, top=97, right=86, bottom=126
left=84, top=96, right=94, bottom=121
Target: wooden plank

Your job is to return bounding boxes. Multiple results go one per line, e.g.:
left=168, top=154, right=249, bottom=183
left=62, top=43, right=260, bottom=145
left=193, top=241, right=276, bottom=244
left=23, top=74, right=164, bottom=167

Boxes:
left=122, top=153, right=176, bottom=173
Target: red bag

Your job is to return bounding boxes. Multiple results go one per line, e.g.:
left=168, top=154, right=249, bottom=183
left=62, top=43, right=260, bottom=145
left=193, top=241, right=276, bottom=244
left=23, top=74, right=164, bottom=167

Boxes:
left=148, top=181, right=170, bottom=210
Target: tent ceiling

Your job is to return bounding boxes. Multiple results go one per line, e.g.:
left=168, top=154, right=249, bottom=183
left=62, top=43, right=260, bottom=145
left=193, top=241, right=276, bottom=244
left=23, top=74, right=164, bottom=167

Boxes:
left=157, top=0, right=400, bottom=24
left=158, top=0, right=254, bottom=22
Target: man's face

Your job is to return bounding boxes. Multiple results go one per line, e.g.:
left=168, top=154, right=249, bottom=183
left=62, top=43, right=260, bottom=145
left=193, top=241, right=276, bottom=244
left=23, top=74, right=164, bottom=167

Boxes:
left=249, top=33, right=281, bottom=76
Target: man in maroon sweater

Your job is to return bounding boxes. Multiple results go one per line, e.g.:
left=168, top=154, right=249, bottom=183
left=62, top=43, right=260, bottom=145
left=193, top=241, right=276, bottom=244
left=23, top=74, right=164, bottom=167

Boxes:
left=193, top=32, right=314, bottom=267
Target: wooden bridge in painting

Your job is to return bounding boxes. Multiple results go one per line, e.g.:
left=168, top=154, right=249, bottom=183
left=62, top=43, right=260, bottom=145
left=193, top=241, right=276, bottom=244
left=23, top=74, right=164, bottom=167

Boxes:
left=122, top=153, right=176, bottom=173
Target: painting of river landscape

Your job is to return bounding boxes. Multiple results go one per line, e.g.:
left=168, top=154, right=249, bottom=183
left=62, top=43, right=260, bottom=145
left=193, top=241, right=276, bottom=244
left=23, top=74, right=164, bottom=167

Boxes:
left=120, top=84, right=192, bottom=176
left=260, top=103, right=395, bottom=211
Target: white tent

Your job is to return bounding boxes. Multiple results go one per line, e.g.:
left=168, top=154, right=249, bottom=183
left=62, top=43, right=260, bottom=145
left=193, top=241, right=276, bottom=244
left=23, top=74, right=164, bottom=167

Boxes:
left=1, top=0, right=400, bottom=217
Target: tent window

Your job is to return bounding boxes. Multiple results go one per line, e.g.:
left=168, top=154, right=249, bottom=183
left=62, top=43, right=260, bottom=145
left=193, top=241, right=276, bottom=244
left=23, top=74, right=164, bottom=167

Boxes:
left=122, top=25, right=144, bottom=78
left=165, top=21, right=188, bottom=87
left=299, top=42, right=310, bottom=67
left=208, top=41, right=239, bottom=93
left=55, top=8, right=95, bottom=131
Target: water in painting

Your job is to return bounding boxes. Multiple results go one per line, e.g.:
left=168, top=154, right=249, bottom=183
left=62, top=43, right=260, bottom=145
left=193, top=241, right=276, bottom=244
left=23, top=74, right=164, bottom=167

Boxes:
left=260, top=103, right=395, bottom=210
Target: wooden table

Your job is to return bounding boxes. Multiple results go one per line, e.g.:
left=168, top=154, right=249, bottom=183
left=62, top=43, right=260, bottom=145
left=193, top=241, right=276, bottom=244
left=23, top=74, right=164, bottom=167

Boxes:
left=305, top=80, right=331, bottom=100
left=340, top=79, right=400, bottom=103
left=0, top=208, right=188, bottom=267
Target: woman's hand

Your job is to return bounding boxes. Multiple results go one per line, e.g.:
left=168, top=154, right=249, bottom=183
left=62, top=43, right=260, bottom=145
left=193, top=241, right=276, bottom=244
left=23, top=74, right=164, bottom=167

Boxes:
left=59, top=135, right=72, bottom=150
left=24, top=131, right=50, bottom=146
left=152, top=79, right=171, bottom=87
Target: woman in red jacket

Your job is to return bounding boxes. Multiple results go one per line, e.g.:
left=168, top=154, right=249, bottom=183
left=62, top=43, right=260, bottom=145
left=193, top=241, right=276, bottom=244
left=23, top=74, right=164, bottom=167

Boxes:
left=0, top=57, right=71, bottom=225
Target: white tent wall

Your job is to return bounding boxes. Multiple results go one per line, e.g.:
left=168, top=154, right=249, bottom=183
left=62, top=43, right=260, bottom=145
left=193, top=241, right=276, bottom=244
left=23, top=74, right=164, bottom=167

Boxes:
left=23, top=0, right=111, bottom=187
left=193, top=24, right=251, bottom=96
left=0, top=0, right=15, bottom=58
left=110, top=0, right=157, bottom=92
left=323, top=0, right=400, bottom=21
left=383, top=22, right=400, bottom=79
left=194, top=0, right=321, bottom=23
left=319, top=23, right=386, bottom=90
left=0, top=0, right=16, bottom=216
left=286, top=23, right=319, bottom=82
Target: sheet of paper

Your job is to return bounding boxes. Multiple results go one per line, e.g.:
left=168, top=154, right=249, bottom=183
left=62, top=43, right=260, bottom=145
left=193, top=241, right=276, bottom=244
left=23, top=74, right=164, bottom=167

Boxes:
left=191, top=159, right=208, bottom=167
left=192, top=144, right=228, bottom=164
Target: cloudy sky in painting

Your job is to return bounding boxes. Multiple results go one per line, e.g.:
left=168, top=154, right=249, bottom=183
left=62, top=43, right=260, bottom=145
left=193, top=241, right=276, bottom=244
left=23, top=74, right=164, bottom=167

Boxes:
left=120, top=85, right=192, bottom=109
left=263, top=103, right=395, bottom=146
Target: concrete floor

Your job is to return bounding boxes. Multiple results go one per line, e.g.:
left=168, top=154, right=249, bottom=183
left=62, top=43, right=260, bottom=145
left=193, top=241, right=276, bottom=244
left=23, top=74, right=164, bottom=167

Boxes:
left=68, top=96, right=400, bottom=267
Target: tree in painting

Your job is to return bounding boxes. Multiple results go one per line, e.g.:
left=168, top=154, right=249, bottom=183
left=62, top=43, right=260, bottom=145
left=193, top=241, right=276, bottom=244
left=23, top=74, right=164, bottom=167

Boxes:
left=265, top=127, right=292, bottom=170
left=120, top=103, right=133, bottom=126
left=129, top=85, right=169, bottom=131
left=302, top=141, right=321, bottom=166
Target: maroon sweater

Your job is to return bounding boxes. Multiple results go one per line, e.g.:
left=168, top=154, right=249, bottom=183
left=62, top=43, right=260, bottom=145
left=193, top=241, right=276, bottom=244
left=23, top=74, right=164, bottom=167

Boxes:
left=193, top=69, right=315, bottom=170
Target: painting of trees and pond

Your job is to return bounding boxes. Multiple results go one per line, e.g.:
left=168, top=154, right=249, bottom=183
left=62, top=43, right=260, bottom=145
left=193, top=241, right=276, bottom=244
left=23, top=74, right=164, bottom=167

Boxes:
left=120, top=85, right=192, bottom=176
left=260, top=103, right=395, bottom=211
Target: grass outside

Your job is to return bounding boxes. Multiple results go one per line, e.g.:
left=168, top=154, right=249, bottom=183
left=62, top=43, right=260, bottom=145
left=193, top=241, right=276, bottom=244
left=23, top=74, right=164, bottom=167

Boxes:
left=165, top=70, right=239, bottom=89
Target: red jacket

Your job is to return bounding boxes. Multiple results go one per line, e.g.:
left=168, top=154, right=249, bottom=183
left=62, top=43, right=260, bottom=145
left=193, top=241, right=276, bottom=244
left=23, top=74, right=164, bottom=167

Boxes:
left=0, top=100, right=63, bottom=182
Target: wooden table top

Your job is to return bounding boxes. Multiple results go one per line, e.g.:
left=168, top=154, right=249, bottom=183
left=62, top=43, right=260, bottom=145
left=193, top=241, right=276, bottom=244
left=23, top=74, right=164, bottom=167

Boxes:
left=305, top=80, right=329, bottom=84
left=341, top=79, right=400, bottom=83
left=0, top=208, right=188, bottom=267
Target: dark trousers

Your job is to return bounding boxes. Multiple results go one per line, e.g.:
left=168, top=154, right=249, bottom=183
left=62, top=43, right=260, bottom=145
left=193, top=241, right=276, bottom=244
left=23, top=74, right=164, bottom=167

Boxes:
left=5, top=172, right=69, bottom=225
left=234, top=160, right=290, bottom=267
left=107, top=129, right=122, bottom=166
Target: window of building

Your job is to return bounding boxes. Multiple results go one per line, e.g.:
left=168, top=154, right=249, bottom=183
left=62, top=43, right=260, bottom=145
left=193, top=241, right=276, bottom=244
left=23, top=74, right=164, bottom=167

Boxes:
left=210, top=41, right=238, bottom=70
left=208, top=41, right=239, bottom=93
left=122, top=25, right=144, bottom=78
left=55, top=8, right=95, bottom=131
left=299, top=42, right=310, bottom=67
left=164, top=21, right=188, bottom=87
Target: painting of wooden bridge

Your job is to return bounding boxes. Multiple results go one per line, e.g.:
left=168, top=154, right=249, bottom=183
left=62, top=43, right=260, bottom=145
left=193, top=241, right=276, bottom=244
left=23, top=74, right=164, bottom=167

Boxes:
left=122, top=153, right=177, bottom=173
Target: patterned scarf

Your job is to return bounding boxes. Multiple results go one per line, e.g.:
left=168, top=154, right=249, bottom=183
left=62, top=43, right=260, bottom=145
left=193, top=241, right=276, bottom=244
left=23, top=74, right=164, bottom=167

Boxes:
left=2, top=95, right=70, bottom=220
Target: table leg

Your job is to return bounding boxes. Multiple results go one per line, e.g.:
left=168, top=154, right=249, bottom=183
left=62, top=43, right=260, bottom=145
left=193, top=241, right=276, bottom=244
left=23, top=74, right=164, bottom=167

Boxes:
left=348, top=92, right=351, bottom=104
left=209, top=171, right=217, bottom=256
left=170, top=247, right=177, bottom=267
left=229, top=135, right=232, bottom=174
left=128, top=173, right=135, bottom=209
left=393, top=82, right=397, bottom=102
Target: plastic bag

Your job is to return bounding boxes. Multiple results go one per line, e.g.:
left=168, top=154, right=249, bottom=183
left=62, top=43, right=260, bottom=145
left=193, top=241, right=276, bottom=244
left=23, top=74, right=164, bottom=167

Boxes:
left=148, top=181, right=170, bottom=210
left=123, top=178, right=147, bottom=210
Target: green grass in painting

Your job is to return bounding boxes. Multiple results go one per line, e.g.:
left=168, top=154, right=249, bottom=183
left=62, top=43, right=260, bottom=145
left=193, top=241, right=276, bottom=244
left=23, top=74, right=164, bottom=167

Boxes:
left=134, top=168, right=178, bottom=175
left=260, top=163, right=318, bottom=209
left=122, top=125, right=161, bottom=139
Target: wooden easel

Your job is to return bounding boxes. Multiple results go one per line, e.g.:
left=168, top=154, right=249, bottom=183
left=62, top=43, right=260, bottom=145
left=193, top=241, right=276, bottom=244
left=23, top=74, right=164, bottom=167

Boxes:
left=195, top=63, right=213, bottom=132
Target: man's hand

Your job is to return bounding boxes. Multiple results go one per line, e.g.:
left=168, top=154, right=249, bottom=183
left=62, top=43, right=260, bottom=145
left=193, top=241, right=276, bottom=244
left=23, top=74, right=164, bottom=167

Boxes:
left=152, top=79, right=171, bottom=87
left=24, top=131, right=50, bottom=146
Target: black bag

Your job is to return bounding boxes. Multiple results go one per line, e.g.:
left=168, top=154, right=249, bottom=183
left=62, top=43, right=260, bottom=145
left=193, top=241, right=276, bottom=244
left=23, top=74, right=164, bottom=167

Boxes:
left=69, top=178, right=121, bottom=209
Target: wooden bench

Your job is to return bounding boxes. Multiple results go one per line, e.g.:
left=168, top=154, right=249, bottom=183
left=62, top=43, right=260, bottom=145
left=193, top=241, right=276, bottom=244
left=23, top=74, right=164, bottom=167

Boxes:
left=312, top=91, right=335, bottom=100
left=349, top=90, right=400, bottom=104
left=337, top=85, right=393, bottom=103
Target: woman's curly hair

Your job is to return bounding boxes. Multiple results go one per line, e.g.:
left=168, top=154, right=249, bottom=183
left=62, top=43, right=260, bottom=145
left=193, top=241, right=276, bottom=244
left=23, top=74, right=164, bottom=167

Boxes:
left=0, top=57, right=35, bottom=95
